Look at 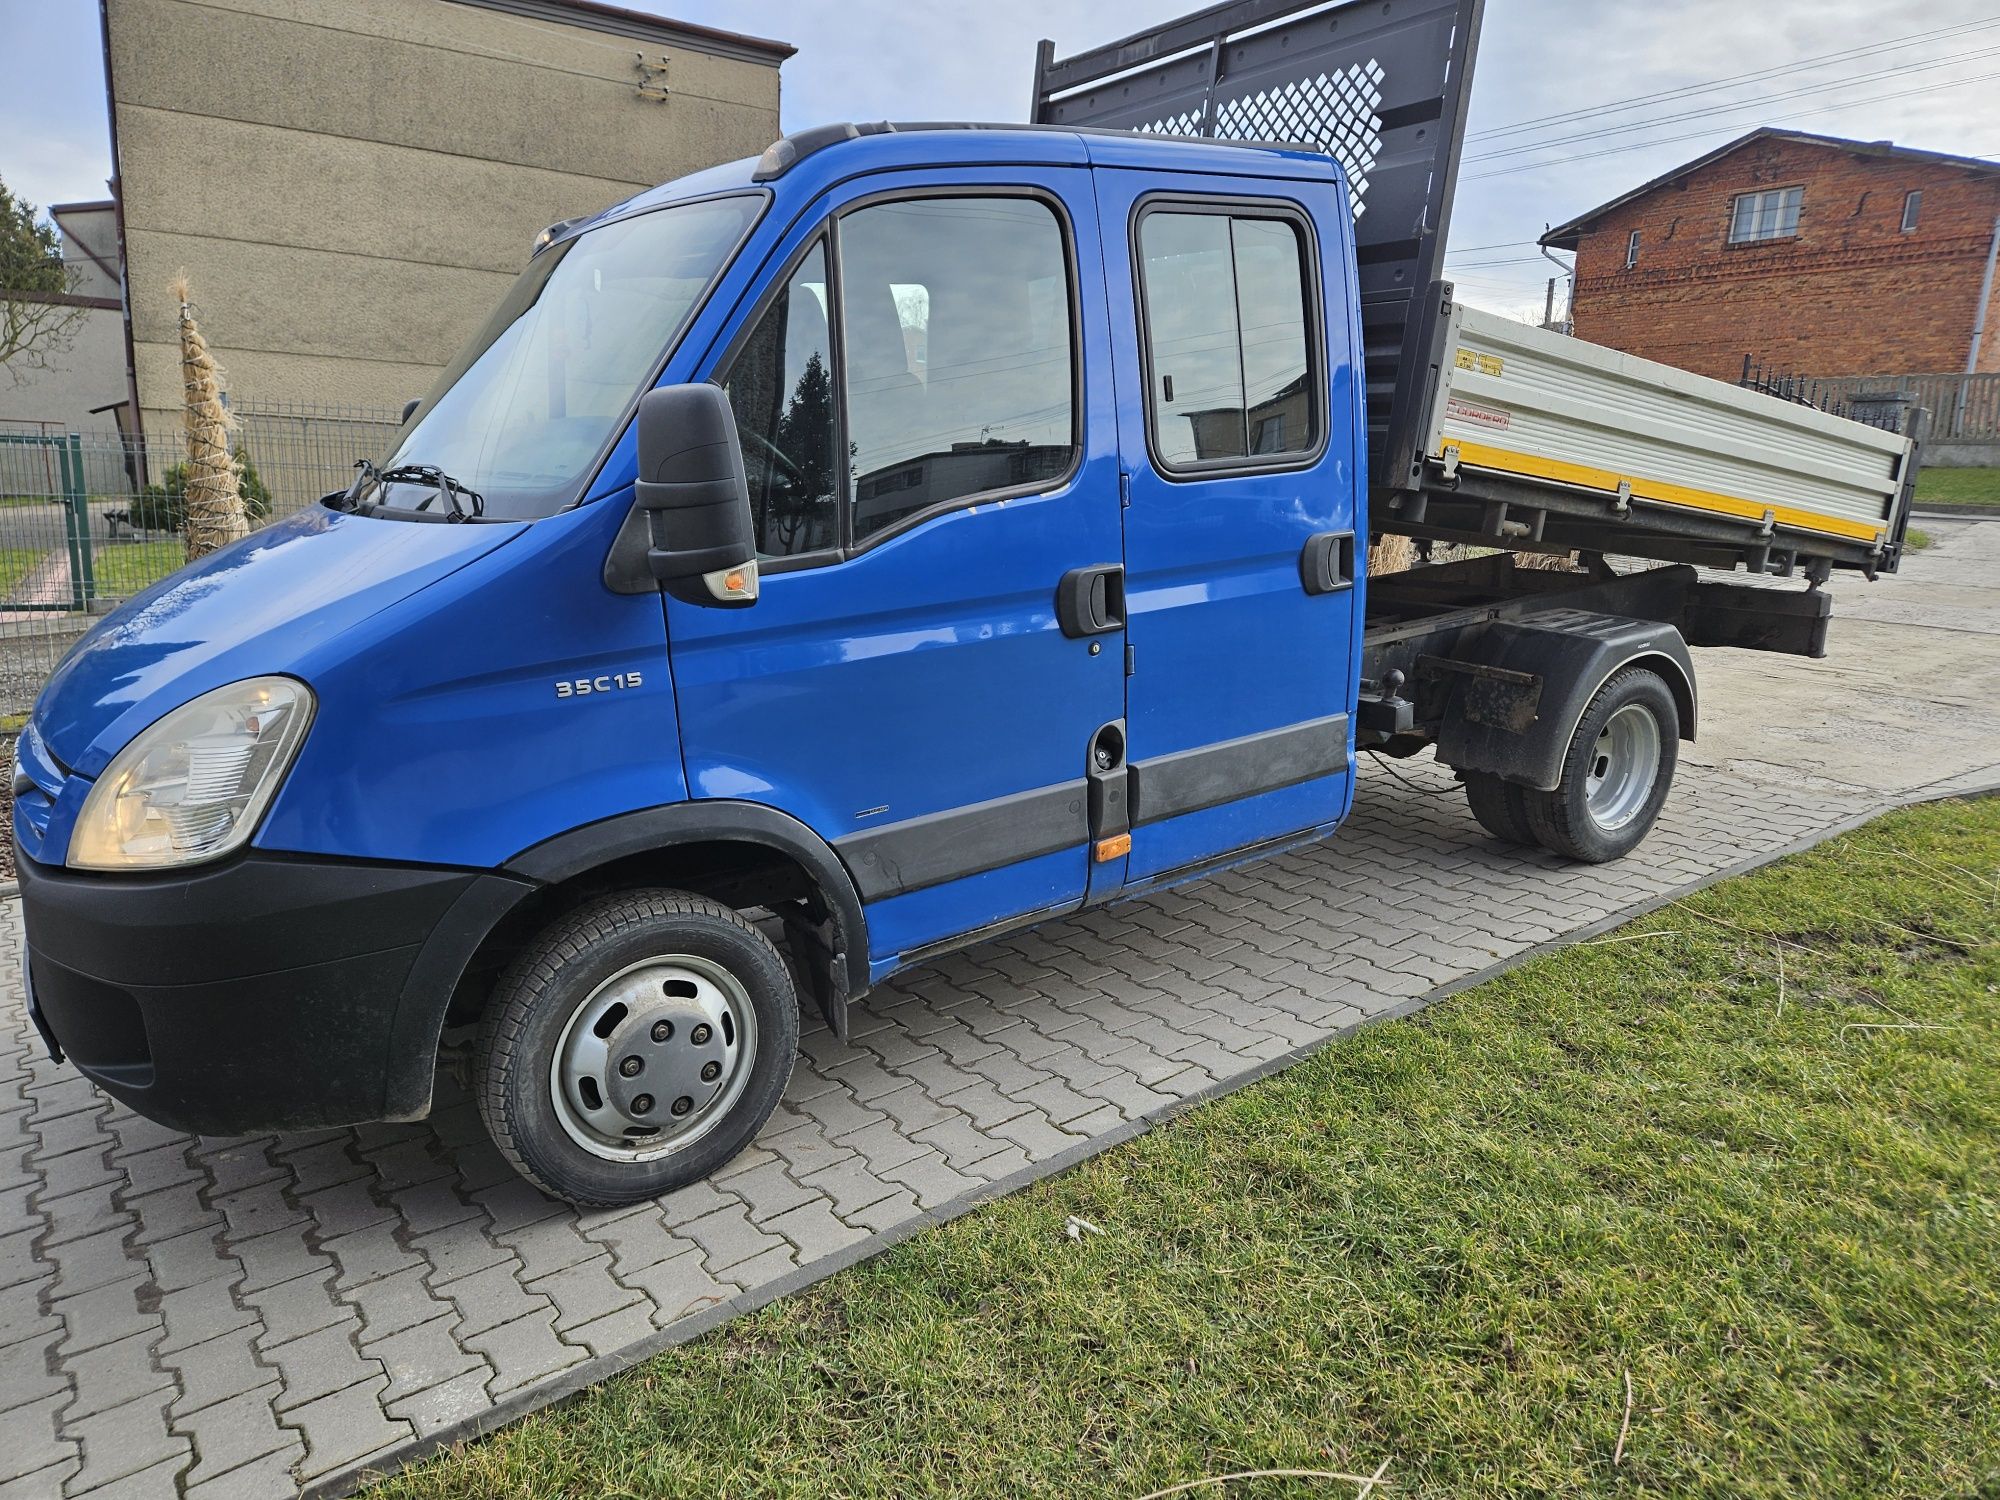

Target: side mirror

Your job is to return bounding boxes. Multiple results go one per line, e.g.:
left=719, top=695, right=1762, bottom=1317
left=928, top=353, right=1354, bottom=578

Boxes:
left=400, top=397, right=421, bottom=424
left=630, top=383, right=758, bottom=606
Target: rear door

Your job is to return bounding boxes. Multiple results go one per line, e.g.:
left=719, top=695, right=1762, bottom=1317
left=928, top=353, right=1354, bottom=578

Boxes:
left=665, top=168, right=1127, bottom=965
left=1094, top=173, right=1363, bottom=884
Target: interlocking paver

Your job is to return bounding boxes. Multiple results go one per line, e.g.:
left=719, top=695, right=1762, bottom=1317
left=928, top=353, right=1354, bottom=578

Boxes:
left=677, top=1204, right=788, bottom=1275
left=428, top=1262, right=549, bottom=1341
left=242, top=1271, right=347, bottom=1351
left=60, top=1328, right=172, bottom=1420
left=265, top=1318, right=383, bottom=1412
left=617, top=1248, right=732, bottom=1326
left=363, top=1314, right=485, bottom=1404
left=64, top=1391, right=188, bottom=1494
left=527, top=1255, right=643, bottom=1333
left=0, top=566, right=1984, bottom=1498
left=286, top=1373, right=411, bottom=1481
left=383, top=1368, right=492, bottom=1440
left=462, top=1309, right=583, bottom=1397
left=0, top=1326, right=66, bottom=1412
left=761, top=1199, right=870, bottom=1260
left=181, top=1446, right=304, bottom=1500
left=162, top=1329, right=274, bottom=1418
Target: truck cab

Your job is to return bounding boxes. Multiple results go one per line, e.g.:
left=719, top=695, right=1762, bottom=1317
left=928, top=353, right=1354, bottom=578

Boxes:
left=16, top=127, right=1380, bottom=1205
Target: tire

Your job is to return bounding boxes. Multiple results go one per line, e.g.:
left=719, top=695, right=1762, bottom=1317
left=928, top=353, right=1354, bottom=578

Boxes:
left=476, top=889, right=799, bottom=1207
left=1522, top=667, right=1679, bottom=863
left=1463, top=771, right=1536, bottom=845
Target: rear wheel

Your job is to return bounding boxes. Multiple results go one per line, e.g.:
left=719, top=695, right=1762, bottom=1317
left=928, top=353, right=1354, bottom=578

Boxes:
left=476, top=890, right=798, bottom=1207
left=1522, top=667, right=1678, bottom=863
left=1463, top=771, right=1535, bottom=845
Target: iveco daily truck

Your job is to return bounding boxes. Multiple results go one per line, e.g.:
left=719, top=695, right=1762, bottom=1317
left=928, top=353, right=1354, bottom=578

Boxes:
left=16, top=0, right=1919, bottom=1205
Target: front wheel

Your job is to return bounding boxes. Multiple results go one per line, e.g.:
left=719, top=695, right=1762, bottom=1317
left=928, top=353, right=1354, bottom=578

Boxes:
left=476, top=890, right=799, bottom=1207
left=1521, top=667, right=1679, bottom=863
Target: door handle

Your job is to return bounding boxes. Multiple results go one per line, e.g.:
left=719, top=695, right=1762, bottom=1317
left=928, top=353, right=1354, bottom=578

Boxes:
left=1056, top=564, right=1125, bottom=638
left=1300, top=531, right=1355, bottom=596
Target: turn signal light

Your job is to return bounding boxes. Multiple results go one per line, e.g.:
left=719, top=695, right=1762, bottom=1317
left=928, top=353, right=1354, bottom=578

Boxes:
left=1094, top=833, right=1131, bottom=862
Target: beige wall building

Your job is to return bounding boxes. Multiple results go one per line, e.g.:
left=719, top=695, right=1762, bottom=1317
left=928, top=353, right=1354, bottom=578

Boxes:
left=0, top=201, right=129, bottom=434
left=102, top=0, right=790, bottom=439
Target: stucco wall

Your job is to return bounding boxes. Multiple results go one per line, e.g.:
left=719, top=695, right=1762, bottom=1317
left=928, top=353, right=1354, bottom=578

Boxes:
left=105, top=0, right=785, bottom=436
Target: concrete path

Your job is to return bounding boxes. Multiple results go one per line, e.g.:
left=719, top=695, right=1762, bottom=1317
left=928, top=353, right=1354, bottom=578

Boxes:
left=1, top=520, right=1995, bottom=1499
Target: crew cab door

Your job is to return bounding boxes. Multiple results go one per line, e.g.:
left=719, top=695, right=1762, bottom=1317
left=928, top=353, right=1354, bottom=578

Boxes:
left=664, top=169, right=1126, bottom=966
left=1094, top=173, right=1363, bottom=884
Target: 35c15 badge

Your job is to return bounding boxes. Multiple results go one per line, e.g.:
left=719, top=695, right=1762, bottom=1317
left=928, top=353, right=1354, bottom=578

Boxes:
left=555, top=671, right=644, bottom=699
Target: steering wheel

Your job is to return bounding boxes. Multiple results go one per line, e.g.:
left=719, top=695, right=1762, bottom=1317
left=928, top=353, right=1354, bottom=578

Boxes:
left=740, top=429, right=805, bottom=485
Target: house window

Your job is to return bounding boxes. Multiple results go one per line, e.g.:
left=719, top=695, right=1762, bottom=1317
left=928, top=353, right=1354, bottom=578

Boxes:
left=1625, top=229, right=1640, bottom=268
left=1727, top=186, right=1803, bottom=244
left=1901, top=189, right=1923, bottom=232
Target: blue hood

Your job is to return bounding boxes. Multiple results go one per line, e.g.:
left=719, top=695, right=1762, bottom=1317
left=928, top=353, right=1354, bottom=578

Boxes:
left=35, top=506, right=524, bottom=777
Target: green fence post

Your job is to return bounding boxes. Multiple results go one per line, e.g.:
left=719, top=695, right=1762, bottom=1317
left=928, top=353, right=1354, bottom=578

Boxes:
left=68, top=434, right=96, bottom=608
left=57, top=434, right=86, bottom=611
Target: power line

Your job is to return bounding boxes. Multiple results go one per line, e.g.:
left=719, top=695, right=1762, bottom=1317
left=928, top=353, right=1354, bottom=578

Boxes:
left=1466, top=43, right=2000, bottom=163
left=1466, top=70, right=2000, bottom=182
left=1467, top=14, right=2000, bottom=141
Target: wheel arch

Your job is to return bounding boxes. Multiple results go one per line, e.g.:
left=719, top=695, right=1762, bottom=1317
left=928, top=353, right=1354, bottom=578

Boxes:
left=1433, top=615, right=1697, bottom=793
left=384, top=802, right=869, bottom=1121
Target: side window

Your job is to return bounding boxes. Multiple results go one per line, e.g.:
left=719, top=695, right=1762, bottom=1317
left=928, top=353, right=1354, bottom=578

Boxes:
left=839, top=197, right=1077, bottom=542
left=1140, top=207, right=1318, bottom=470
left=720, top=237, right=838, bottom=557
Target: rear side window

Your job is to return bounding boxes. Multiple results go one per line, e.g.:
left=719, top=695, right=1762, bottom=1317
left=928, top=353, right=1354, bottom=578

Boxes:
left=839, top=197, right=1077, bottom=542
left=1139, top=206, right=1318, bottom=470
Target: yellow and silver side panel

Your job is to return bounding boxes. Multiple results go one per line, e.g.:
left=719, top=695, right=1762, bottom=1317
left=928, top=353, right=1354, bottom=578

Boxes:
left=1428, top=304, right=1912, bottom=544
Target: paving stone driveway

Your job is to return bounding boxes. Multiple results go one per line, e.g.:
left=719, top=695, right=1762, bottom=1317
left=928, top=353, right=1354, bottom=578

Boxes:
left=2, top=523, right=1995, bottom=1498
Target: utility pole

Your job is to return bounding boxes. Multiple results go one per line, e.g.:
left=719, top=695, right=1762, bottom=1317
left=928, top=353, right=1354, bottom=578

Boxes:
left=1963, top=213, right=2000, bottom=431
left=1542, top=277, right=1556, bottom=330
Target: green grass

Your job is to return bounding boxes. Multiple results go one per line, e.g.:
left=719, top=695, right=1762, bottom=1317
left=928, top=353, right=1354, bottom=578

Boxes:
left=89, top=539, right=184, bottom=599
left=1904, top=527, right=1933, bottom=551
left=0, top=546, right=43, bottom=599
left=1914, top=467, right=2000, bottom=507
left=374, top=800, right=2000, bottom=1500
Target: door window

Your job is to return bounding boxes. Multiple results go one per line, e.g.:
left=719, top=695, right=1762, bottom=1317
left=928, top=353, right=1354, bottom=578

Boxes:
left=719, top=237, right=839, bottom=557
left=839, top=197, right=1077, bottom=542
left=1138, top=207, right=1318, bottom=471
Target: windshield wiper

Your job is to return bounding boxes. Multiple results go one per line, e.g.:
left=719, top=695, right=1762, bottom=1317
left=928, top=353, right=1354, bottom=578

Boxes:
left=347, top=460, right=485, bottom=521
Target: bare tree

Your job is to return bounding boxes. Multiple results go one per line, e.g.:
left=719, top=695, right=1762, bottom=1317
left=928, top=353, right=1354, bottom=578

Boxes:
left=0, top=176, right=86, bottom=386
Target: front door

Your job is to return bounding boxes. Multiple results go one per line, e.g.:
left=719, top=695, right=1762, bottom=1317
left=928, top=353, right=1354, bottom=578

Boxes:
left=1094, top=173, right=1363, bottom=884
left=666, top=169, right=1126, bottom=966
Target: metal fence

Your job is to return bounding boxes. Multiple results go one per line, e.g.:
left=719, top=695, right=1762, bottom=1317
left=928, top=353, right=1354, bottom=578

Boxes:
left=0, top=401, right=403, bottom=718
left=1737, top=361, right=2000, bottom=442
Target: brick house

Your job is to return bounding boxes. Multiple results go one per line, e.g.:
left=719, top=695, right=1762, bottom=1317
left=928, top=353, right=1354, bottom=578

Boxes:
left=1539, top=129, right=2000, bottom=382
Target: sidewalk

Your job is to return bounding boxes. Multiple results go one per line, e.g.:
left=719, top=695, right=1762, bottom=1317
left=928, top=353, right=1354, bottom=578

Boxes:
left=0, top=521, right=1994, bottom=1500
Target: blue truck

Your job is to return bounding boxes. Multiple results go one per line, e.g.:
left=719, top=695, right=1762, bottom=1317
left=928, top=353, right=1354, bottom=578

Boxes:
left=14, top=0, right=1919, bottom=1205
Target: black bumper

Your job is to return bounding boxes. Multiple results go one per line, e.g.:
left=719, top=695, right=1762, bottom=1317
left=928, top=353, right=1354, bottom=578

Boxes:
left=18, top=849, right=530, bottom=1135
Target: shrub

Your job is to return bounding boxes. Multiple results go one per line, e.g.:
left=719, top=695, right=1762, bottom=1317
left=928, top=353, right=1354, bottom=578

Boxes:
left=131, top=450, right=274, bottom=534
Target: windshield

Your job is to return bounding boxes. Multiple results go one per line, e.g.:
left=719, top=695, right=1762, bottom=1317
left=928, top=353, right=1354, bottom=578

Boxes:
left=360, top=193, right=762, bottom=520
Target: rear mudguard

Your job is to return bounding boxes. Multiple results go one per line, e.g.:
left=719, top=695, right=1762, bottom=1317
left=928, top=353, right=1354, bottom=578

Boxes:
left=1430, top=610, right=1696, bottom=791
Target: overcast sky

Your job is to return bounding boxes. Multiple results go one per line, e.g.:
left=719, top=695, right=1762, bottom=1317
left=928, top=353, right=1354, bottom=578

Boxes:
left=4, top=0, right=1996, bottom=318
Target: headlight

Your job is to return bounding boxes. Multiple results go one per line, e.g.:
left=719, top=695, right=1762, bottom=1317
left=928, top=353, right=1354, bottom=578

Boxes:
left=68, top=677, right=314, bottom=871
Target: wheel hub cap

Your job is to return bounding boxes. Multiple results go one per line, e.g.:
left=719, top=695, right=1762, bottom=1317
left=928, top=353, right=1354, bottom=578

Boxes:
left=1583, top=703, right=1662, bottom=833
left=549, top=955, right=757, bottom=1163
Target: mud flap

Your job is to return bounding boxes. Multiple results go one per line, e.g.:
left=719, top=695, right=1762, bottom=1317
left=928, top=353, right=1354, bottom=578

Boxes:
left=781, top=906, right=850, bottom=1042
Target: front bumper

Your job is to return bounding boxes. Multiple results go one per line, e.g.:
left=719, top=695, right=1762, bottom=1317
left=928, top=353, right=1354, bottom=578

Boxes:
left=18, top=848, right=507, bottom=1135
